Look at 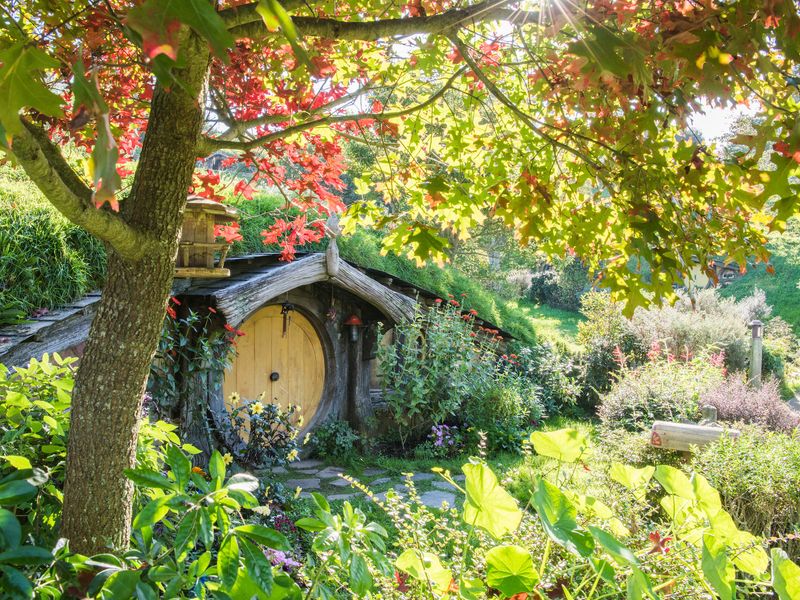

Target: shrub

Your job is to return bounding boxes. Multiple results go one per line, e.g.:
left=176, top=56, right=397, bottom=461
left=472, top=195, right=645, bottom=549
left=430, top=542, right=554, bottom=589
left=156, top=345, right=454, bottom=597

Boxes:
left=692, top=426, right=800, bottom=554
left=699, top=375, right=800, bottom=433
left=598, top=356, right=724, bottom=431
left=229, top=397, right=301, bottom=468
left=528, top=255, right=588, bottom=311
left=629, top=288, right=750, bottom=370
left=513, top=343, right=582, bottom=414
left=577, top=291, right=645, bottom=403
left=309, top=419, right=360, bottom=461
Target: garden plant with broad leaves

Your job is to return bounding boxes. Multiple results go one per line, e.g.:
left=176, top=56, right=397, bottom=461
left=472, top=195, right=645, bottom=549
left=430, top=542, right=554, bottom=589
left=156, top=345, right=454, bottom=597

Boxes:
left=0, top=0, right=799, bottom=553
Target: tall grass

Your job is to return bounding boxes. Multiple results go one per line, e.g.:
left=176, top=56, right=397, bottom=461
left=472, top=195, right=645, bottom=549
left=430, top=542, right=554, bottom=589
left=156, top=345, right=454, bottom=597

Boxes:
left=0, top=166, right=106, bottom=316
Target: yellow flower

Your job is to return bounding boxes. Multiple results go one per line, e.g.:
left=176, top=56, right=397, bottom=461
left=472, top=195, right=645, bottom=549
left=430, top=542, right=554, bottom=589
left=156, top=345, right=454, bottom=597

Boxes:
left=297, top=415, right=305, bottom=427
left=228, top=392, right=240, bottom=404
left=250, top=401, right=264, bottom=415
left=222, top=453, right=233, bottom=466
left=294, top=486, right=302, bottom=499
left=287, top=449, right=298, bottom=462
left=303, top=433, right=311, bottom=445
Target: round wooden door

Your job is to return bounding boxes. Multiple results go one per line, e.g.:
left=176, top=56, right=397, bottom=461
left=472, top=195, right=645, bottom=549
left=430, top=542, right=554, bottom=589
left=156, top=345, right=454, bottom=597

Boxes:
left=223, top=305, right=325, bottom=422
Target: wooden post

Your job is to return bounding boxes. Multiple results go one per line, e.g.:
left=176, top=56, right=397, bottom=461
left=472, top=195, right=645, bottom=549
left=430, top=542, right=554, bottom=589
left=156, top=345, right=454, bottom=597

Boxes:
left=749, top=319, right=764, bottom=388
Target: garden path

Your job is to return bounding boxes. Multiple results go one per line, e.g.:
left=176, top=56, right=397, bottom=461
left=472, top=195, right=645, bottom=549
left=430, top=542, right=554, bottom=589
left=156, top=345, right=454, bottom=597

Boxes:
left=270, top=459, right=465, bottom=509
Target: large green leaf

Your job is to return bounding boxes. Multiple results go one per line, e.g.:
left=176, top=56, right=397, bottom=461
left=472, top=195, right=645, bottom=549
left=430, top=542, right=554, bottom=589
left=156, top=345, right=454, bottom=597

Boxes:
left=124, top=469, right=178, bottom=492
left=395, top=549, right=452, bottom=595
left=609, top=463, right=654, bottom=500
left=461, top=463, right=522, bottom=539
left=233, top=524, right=290, bottom=550
left=218, top=534, right=240, bottom=589
left=702, top=535, right=735, bottom=600
left=240, top=538, right=273, bottom=595
left=529, top=428, right=589, bottom=463
left=349, top=554, right=372, bottom=596
left=0, top=546, right=52, bottom=566
left=626, top=567, right=657, bottom=600
left=772, top=548, right=800, bottom=600
left=485, top=545, right=538, bottom=597
left=0, top=564, right=33, bottom=600
left=532, top=479, right=594, bottom=557
left=654, top=465, right=695, bottom=500
left=588, top=526, right=638, bottom=566
left=0, top=43, right=63, bottom=136
left=102, top=570, right=142, bottom=599
left=0, top=510, right=21, bottom=550
left=0, top=480, right=36, bottom=506
left=132, top=496, right=171, bottom=530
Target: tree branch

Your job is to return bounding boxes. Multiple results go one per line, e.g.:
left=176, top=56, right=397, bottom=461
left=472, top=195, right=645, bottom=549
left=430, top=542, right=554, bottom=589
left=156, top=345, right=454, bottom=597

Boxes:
left=10, top=121, right=158, bottom=261
left=228, top=0, right=539, bottom=41
left=448, top=35, right=605, bottom=172
left=199, top=68, right=465, bottom=153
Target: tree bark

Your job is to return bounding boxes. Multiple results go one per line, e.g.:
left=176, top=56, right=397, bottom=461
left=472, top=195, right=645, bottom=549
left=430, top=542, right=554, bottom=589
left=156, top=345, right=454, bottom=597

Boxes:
left=59, top=35, right=210, bottom=554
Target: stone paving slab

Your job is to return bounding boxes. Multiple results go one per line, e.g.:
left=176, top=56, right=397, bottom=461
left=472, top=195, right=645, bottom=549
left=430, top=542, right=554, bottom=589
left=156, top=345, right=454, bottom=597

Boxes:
left=285, top=478, right=320, bottom=490
left=362, top=468, right=386, bottom=477
left=315, top=466, right=347, bottom=479
left=410, top=473, right=436, bottom=482
left=419, top=490, right=456, bottom=508
left=330, top=478, right=353, bottom=488
left=292, top=459, right=325, bottom=470
left=369, top=477, right=392, bottom=486
left=432, top=480, right=457, bottom=491
left=328, top=493, right=357, bottom=501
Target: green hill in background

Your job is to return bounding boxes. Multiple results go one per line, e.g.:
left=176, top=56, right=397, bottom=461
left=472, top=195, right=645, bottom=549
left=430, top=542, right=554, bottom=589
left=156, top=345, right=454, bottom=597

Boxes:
left=720, top=217, right=800, bottom=333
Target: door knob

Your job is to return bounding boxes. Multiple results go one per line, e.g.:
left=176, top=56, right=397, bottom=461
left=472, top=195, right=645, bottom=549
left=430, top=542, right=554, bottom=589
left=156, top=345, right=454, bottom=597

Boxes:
left=270, top=371, right=280, bottom=382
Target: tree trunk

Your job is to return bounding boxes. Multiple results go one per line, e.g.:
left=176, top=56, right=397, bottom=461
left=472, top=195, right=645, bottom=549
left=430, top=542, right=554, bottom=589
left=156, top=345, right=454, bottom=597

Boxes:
left=60, top=37, right=209, bottom=554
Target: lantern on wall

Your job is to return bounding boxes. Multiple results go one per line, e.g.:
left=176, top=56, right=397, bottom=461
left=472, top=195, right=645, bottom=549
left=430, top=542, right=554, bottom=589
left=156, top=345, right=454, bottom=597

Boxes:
left=343, top=314, right=364, bottom=343
left=175, top=196, right=238, bottom=278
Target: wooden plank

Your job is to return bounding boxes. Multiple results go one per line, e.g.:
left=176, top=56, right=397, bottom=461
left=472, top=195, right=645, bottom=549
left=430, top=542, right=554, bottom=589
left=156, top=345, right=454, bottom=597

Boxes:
left=650, top=420, right=740, bottom=452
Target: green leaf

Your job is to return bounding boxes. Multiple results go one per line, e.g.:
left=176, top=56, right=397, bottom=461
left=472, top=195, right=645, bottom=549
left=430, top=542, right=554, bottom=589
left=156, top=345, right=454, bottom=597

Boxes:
left=132, top=496, right=171, bottom=530
left=0, top=546, right=52, bottom=565
left=702, top=534, right=735, bottom=600
left=2, top=457, right=30, bottom=471
left=0, top=565, right=33, bottom=599
left=0, top=43, right=63, bottom=136
left=218, top=534, right=240, bottom=589
left=226, top=472, right=260, bottom=494
left=174, top=0, right=234, bottom=58
left=609, top=463, right=654, bottom=499
left=349, top=554, right=372, bottom=595
left=0, top=510, right=21, bottom=550
left=294, top=517, right=326, bottom=532
left=233, top=524, right=290, bottom=550
left=256, top=0, right=311, bottom=70
left=124, top=469, right=178, bottom=492
left=240, top=538, right=273, bottom=595
left=772, top=548, right=800, bottom=600
left=729, top=530, right=769, bottom=576
left=103, top=570, right=142, bottom=600
left=588, top=526, right=638, bottom=566
left=395, top=549, right=452, bottom=595
left=165, top=445, right=191, bottom=490
left=654, top=465, right=694, bottom=500
left=529, top=428, right=589, bottom=463
left=135, top=581, right=158, bottom=600
left=626, top=567, right=657, bottom=600
left=485, top=545, right=538, bottom=597
left=461, top=463, right=522, bottom=539
left=458, top=577, right=486, bottom=600
left=209, top=451, right=225, bottom=487
left=532, top=479, right=594, bottom=557
left=0, top=480, right=36, bottom=506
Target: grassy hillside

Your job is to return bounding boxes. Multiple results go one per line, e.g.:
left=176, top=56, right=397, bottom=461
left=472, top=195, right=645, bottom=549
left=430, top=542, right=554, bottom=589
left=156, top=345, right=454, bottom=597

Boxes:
left=229, top=195, right=581, bottom=346
left=721, top=217, right=800, bottom=333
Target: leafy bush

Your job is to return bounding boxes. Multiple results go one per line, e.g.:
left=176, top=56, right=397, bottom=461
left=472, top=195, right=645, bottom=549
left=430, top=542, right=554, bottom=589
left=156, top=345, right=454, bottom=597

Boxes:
left=598, top=356, right=724, bottom=431
left=308, top=419, right=360, bottom=461
left=629, top=288, right=751, bottom=370
left=700, top=375, right=800, bottom=433
left=229, top=397, right=301, bottom=468
left=578, top=291, right=645, bottom=403
left=378, top=302, right=544, bottom=452
left=377, top=302, right=499, bottom=448
left=528, top=255, right=589, bottom=311
left=692, top=426, right=800, bottom=555
left=513, top=342, right=582, bottom=414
